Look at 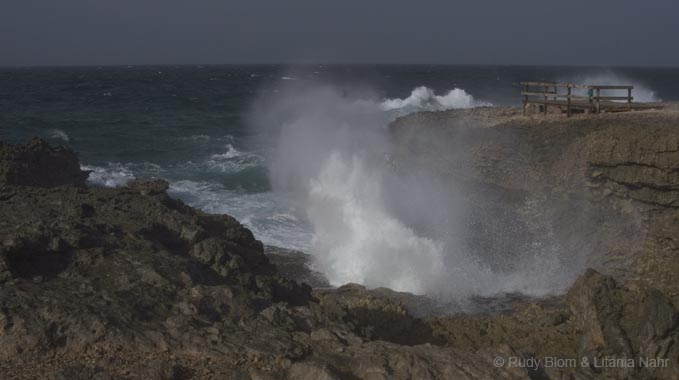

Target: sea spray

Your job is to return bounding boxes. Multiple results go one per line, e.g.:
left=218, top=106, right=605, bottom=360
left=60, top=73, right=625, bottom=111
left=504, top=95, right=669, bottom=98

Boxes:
left=307, top=152, right=447, bottom=293
left=82, top=163, right=136, bottom=187
left=251, top=81, right=580, bottom=299
left=561, top=72, right=659, bottom=103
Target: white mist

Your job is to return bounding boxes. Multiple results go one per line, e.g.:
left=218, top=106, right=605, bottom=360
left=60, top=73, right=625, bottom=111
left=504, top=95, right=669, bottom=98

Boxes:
left=251, top=81, right=579, bottom=299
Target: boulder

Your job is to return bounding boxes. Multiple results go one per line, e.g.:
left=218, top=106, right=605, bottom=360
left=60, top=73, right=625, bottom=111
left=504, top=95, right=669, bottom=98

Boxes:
left=567, top=269, right=679, bottom=378
left=0, top=137, right=88, bottom=187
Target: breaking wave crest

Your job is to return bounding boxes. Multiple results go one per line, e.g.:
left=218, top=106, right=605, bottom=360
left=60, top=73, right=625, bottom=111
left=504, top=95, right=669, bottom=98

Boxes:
left=182, top=144, right=264, bottom=174
left=48, top=129, right=70, bottom=142
left=82, top=163, right=136, bottom=187
left=81, top=162, right=162, bottom=187
left=381, top=86, right=491, bottom=116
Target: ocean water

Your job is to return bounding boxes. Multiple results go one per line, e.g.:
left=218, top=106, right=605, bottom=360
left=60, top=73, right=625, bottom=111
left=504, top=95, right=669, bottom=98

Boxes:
left=2, top=64, right=678, bottom=299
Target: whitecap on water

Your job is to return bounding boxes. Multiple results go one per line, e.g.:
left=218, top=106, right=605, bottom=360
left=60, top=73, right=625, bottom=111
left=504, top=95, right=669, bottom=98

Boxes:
left=198, top=144, right=264, bottom=173
left=380, top=86, right=491, bottom=117
left=81, top=162, right=162, bottom=187
left=48, top=129, right=70, bottom=142
left=210, top=143, right=242, bottom=160
left=81, top=163, right=136, bottom=187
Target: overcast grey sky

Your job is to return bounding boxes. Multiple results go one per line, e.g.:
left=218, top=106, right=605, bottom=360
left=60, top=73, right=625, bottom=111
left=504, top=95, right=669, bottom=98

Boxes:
left=0, top=0, right=677, bottom=67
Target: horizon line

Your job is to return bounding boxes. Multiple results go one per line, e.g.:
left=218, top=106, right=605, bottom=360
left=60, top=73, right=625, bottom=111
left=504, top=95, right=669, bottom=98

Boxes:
left=1, top=62, right=679, bottom=70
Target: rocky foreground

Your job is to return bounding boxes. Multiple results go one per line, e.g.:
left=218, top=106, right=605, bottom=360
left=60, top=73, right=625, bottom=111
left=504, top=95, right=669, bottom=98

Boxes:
left=2, top=104, right=679, bottom=380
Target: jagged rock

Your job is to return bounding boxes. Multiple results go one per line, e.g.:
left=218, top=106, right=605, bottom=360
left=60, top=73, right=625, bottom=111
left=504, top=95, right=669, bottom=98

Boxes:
left=0, top=138, right=553, bottom=379
left=0, top=140, right=315, bottom=376
left=127, top=178, right=170, bottom=195
left=287, top=361, right=340, bottom=380
left=264, top=245, right=331, bottom=288
left=316, top=284, right=436, bottom=345
left=566, top=269, right=679, bottom=378
left=0, top=137, right=88, bottom=187
left=5, top=129, right=679, bottom=380
left=584, top=125, right=679, bottom=207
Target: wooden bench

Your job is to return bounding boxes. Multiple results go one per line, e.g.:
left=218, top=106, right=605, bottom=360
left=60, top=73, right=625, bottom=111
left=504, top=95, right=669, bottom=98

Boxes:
left=520, top=81, right=642, bottom=116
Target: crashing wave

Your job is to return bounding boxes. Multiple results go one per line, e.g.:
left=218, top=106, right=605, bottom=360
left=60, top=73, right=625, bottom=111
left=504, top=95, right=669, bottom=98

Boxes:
left=81, top=163, right=136, bottom=187
left=252, top=83, right=583, bottom=300
left=381, top=86, right=491, bottom=116
left=200, top=144, right=264, bottom=173
left=210, top=144, right=243, bottom=160
left=169, top=180, right=312, bottom=252
left=308, top=152, right=447, bottom=294
left=48, top=129, right=70, bottom=142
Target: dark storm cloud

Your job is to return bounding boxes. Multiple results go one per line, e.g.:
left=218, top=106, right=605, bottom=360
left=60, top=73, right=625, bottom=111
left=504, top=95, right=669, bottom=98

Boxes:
left=0, top=0, right=677, bottom=66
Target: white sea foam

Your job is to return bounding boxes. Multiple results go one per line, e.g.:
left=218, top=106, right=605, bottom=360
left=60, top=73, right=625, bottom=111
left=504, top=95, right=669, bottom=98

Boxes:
left=210, top=144, right=242, bottom=160
left=381, top=86, right=491, bottom=116
left=82, top=163, right=136, bottom=187
left=48, top=129, right=70, bottom=142
left=169, top=180, right=312, bottom=251
left=198, top=144, right=264, bottom=173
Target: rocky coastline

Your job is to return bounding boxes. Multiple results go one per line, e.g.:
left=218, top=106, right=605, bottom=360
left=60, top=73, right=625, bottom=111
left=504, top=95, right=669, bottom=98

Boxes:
left=2, top=104, right=679, bottom=380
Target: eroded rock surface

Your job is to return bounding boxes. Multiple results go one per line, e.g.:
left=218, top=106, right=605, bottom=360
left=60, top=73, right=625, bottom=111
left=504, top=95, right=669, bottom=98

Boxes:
left=566, top=269, right=679, bottom=379
left=3, top=129, right=679, bottom=380
left=0, top=139, right=532, bottom=379
left=392, top=106, right=679, bottom=300
left=0, top=137, right=88, bottom=188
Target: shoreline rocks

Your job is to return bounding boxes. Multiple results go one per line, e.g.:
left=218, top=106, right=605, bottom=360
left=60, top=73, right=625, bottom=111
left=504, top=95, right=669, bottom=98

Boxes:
left=2, top=134, right=679, bottom=379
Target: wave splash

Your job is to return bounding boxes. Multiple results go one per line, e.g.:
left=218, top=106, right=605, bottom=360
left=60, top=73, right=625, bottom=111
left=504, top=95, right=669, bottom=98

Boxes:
left=308, top=152, right=447, bottom=293
left=252, top=82, right=573, bottom=299
left=82, top=163, right=136, bottom=187
left=48, top=129, right=70, bottom=142
left=169, top=180, right=312, bottom=252
left=381, top=86, right=491, bottom=116
left=81, top=162, right=163, bottom=187
left=200, top=144, right=264, bottom=173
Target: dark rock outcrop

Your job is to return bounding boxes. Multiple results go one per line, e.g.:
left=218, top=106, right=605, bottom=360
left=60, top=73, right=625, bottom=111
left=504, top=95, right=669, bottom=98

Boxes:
left=0, top=137, right=89, bottom=188
left=566, top=269, right=679, bottom=378
left=0, top=139, right=534, bottom=379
